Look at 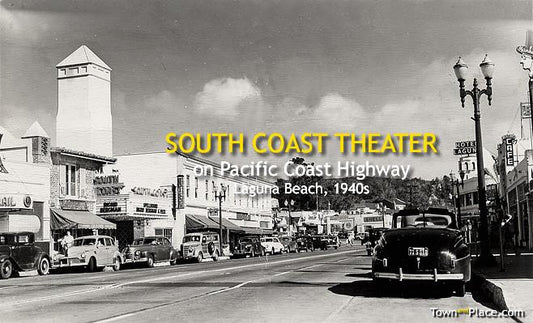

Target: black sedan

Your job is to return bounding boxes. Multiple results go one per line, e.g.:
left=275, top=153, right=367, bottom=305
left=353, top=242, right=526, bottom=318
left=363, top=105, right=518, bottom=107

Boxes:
left=122, top=236, right=178, bottom=267
left=295, top=236, right=314, bottom=252
left=232, top=235, right=265, bottom=258
left=0, top=232, right=50, bottom=279
left=372, top=208, right=471, bottom=296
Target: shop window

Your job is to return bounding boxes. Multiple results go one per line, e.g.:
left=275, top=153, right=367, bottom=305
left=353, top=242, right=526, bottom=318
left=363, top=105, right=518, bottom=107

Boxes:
left=186, top=175, right=190, bottom=198
left=466, top=193, right=472, bottom=206
left=60, top=164, right=78, bottom=197
left=473, top=192, right=479, bottom=204
left=212, top=181, right=215, bottom=201
left=205, top=180, right=209, bottom=200
left=155, top=228, right=172, bottom=241
left=194, top=177, right=198, bottom=198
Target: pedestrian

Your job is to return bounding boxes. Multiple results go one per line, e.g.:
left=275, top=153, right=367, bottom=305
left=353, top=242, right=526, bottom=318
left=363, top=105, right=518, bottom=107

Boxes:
left=60, top=231, right=74, bottom=255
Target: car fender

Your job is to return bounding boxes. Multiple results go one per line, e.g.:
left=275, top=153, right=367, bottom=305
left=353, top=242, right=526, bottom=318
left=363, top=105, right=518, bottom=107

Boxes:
left=31, top=251, right=50, bottom=269
left=113, top=251, right=124, bottom=263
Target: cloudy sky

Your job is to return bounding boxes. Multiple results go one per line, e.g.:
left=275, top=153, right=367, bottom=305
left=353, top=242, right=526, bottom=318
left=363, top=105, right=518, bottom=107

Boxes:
left=1, top=0, right=532, bottom=179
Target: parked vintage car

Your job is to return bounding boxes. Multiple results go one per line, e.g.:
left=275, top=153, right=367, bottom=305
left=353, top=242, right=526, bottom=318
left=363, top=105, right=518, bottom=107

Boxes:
left=309, top=235, right=327, bottom=250
left=0, top=232, right=50, bottom=279
left=279, top=236, right=298, bottom=253
left=52, top=235, right=123, bottom=272
left=372, top=208, right=471, bottom=296
left=323, top=235, right=340, bottom=250
left=295, top=236, right=314, bottom=252
left=181, top=232, right=221, bottom=262
left=364, top=228, right=387, bottom=255
left=122, top=236, right=178, bottom=267
left=260, top=236, right=285, bottom=255
left=232, top=235, right=265, bottom=258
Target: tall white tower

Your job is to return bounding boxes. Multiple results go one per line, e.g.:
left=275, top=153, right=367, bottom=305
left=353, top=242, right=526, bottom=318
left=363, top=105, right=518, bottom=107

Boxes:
left=56, top=45, right=113, bottom=157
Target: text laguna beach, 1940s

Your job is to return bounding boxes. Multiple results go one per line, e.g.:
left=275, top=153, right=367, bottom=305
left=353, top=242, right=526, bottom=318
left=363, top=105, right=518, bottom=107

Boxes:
left=190, top=160, right=411, bottom=197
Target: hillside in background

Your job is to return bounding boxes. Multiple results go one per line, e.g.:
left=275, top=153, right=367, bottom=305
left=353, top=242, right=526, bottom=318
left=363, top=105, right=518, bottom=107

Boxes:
left=273, top=158, right=454, bottom=212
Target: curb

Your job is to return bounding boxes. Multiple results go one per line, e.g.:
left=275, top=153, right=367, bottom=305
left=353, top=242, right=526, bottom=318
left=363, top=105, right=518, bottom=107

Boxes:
left=471, top=271, right=508, bottom=312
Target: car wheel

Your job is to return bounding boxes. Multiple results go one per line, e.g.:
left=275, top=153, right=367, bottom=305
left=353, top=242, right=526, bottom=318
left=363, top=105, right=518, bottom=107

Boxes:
left=212, top=250, right=219, bottom=261
left=271, top=247, right=275, bottom=255
left=87, top=257, right=97, bottom=272
left=261, top=248, right=266, bottom=257
left=287, top=247, right=291, bottom=253
left=146, top=255, right=155, bottom=268
left=0, top=260, right=13, bottom=279
left=38, top=257, right=50, bottom=276
left=455, top=282, right=466, bottom=297
left=250, top=249, right=255, bottom=257
left=196, top=252, right=203, bottom=263
left=112, top=258, right=121, bottom=271
left=334, top=246, right=338, bottom=250
left=170, top=252, right=177, bottom=265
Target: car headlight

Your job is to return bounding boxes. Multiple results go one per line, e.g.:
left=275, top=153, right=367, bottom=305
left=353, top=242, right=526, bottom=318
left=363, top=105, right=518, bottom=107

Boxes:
left=382, top=258, right=388, bottom=267
left=135, top=250, right=141, bottom=256
left=80, top=252, right=86, bottom=259
left=188, top=247, right=193, bottom=252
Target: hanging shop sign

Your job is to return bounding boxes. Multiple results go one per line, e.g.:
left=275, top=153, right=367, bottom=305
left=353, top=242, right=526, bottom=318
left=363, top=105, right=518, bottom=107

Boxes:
left=521, top=102, right=531, bottom=119
left=453, top=141, right=476, bottom=155
left=94, top=174, right=125, bottom=196
left=0, top=194, right=32, bottom=210
left=502, top=134, right=516, bottom=166
left=177, top=175, right=185, bottom=209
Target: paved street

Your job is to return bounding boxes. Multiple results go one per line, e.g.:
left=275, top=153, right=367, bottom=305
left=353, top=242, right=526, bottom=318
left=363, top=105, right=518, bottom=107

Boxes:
left=0, top=246, right=511, bottom=323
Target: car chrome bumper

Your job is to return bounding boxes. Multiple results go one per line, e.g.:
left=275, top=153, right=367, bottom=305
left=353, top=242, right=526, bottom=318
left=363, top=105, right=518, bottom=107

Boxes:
left=374, top=268, right=464, bottom=282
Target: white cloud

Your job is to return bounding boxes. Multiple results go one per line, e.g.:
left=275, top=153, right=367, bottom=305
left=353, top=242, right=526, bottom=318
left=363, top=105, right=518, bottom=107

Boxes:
left=314, top=93, right=367, bottom=121
left=193, top=77, right=262, bottom=117
left=144, top=90, right=179, bottom=110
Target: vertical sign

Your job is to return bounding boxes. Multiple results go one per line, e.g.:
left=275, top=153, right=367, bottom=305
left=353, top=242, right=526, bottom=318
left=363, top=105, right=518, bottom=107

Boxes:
left=521, top=102, right=531, bottom=119
left=177, top=175, right=185, bottom=209
left=503, top=134, right=516, bottom=166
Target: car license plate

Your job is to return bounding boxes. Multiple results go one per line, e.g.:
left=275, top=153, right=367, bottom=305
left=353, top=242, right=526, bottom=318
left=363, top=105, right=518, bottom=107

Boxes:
left=408, top=247, right=428, bottom=257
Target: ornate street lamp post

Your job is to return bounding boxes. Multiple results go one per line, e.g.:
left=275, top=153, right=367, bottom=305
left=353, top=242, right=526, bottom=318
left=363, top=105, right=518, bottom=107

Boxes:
left=213, top=184, right=227, bottom=255
left=453, top=54, right=495, bottom=265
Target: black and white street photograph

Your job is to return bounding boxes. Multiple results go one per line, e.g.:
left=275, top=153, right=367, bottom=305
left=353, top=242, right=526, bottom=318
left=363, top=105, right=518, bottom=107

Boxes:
left=1, top=1, right=532, bottom=322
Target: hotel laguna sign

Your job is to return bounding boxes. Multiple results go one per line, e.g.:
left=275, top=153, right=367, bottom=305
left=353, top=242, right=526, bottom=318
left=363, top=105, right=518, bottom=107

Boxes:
left=0, top=194, right=33, bottom=210
left=453, top=140, right=476, bottom=155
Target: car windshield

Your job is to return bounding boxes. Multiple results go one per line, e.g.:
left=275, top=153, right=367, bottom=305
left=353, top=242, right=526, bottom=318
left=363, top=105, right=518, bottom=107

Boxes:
left=183, top=235, right=201, bottom=243
left=399, top=213, right=452, bottom=228
left=0, top=235, right=15, bottom=245
left=132, top=237, right=157, bottom=245
left=73, top=238, right=96, bottom=246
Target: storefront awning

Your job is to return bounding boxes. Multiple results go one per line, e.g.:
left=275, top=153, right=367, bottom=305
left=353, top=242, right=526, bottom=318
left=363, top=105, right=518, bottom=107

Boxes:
left=242, top=227, right=274, bottom=235
left=186, top=214, right=219, bottom=231
left=209, top=217, right=245, bottom=233
left=50, top=208, right=116, bottom=230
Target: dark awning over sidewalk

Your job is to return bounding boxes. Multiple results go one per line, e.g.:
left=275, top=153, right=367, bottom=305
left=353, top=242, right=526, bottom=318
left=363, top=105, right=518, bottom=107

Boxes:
left=208, top=217, right=245, bottom=233
left=50, top=208, right=116, bottom=230
left=186, top=214, right=220, bottom=231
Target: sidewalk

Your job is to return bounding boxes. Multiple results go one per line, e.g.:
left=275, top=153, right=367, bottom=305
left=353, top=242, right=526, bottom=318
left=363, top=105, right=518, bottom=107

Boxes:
left=473, top=254, right=533, bottom=323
